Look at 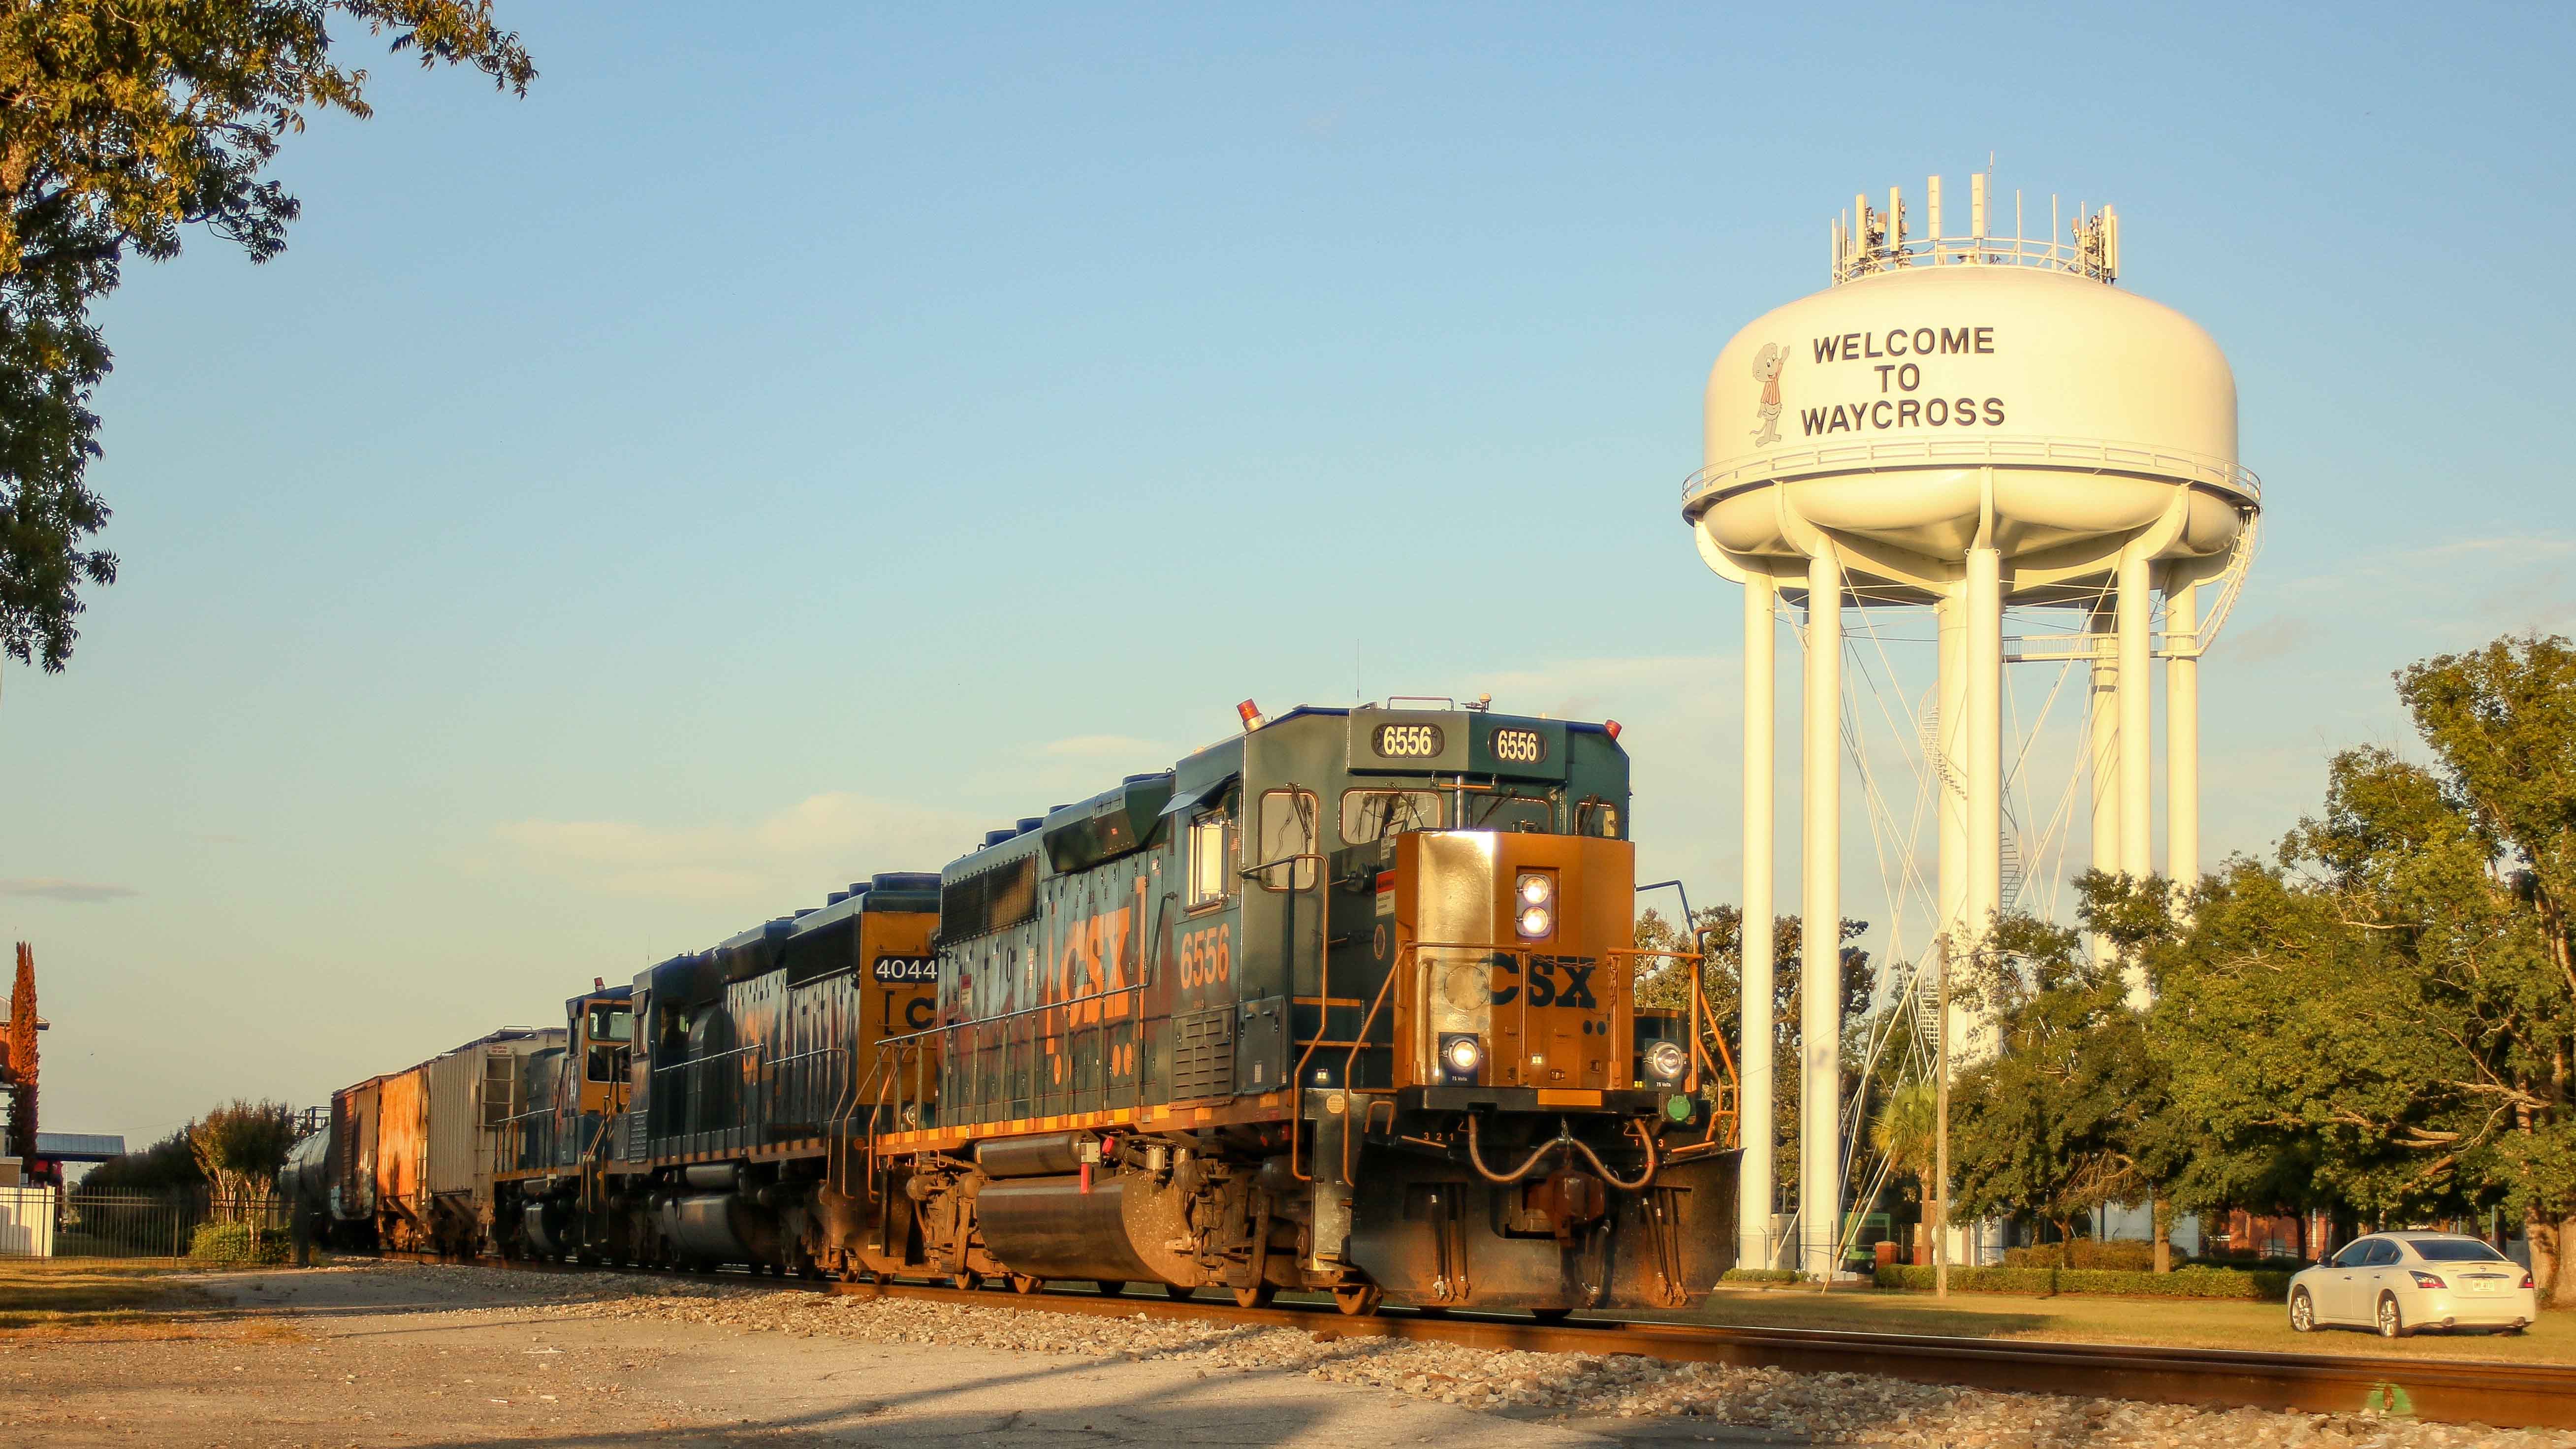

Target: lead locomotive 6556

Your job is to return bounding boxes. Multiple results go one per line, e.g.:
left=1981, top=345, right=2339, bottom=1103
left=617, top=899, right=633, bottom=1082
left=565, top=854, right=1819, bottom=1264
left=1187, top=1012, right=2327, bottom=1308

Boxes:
left=292, top=698, right=1741, bottom=1316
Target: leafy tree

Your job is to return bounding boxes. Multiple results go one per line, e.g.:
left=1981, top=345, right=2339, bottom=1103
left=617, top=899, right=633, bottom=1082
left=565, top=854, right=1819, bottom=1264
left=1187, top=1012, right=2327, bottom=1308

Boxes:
left=76, top=1125, right=205, bottom=1195
left=1948, top=911, right=2169, bottom=1248
left=0, top=1, right=534, bottom=668
left=2397, top=634, right=2576, bottom=1294
left=188, top=1097, right=298, bottom=1201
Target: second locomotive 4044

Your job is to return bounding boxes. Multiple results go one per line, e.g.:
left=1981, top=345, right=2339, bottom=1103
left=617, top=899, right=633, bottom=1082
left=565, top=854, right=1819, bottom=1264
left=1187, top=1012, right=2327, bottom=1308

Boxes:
left=291, top=698, right=1743, bottom=1316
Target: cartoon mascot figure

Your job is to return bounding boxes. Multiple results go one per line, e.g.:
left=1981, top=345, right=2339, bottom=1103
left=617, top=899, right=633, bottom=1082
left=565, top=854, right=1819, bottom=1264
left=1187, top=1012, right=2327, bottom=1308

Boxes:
left=1750, top=342, right=1787, bottom=446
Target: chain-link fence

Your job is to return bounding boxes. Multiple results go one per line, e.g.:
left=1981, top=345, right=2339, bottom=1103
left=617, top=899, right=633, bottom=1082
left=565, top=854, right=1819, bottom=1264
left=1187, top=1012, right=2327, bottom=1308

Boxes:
left=4, top=1190, right=296, bottom=1264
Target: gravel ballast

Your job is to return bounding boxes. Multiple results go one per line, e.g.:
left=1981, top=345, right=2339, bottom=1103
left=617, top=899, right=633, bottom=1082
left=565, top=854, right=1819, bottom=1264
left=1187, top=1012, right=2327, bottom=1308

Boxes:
left=361, top=1263, right=2571, bottom=1449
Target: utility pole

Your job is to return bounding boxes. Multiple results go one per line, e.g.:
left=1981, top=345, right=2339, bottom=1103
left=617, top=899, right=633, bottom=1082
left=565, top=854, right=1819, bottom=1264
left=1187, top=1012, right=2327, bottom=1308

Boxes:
left=1935, top=936, right=1951, bottom=1299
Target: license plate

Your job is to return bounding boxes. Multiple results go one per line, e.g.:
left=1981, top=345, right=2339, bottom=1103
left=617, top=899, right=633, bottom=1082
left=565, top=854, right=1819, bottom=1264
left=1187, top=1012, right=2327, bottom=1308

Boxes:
left=2462, top=1276, right=2509, bottom=1296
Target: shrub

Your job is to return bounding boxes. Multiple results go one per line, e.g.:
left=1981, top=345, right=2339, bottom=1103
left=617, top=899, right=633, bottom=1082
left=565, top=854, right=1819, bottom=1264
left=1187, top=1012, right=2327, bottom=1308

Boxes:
left=1873, top=1262, right=2292, bottom=1301
left=1720, top=1268, right=1804, bottom=1284
left=187, top=1221, right=288, bottom=1268
left=2003, top=1239, right=2157, bottom=1272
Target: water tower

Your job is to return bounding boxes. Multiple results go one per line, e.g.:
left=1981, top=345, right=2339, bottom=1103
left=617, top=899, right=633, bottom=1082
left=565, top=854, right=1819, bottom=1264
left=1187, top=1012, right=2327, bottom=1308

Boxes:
left=1685, top=174, right=2260, bottom=1278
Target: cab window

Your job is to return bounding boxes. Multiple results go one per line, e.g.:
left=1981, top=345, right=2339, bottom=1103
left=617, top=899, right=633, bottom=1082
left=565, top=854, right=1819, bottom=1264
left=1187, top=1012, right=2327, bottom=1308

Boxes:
left=1340, top=789, right=1444, bottom=843
left=1468, top=792, right=1553, bottom=833
left=1187, top=808, right=1234, bottom=909
left=1577, top=800, right=1621, bottom=839
left=585, top=1002, right=633, bottom=1083
left=1255, top=789, right=1318, bottom=891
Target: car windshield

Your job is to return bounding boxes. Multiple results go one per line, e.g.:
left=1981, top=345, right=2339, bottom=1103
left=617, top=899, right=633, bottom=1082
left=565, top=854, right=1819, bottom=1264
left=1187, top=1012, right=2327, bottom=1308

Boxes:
left=2410, top=1239, right=2509, bottom=1263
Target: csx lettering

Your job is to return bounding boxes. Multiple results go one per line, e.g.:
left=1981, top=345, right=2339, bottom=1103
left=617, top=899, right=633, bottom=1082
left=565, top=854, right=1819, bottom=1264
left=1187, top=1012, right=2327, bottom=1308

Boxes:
left=1177, top=926, right=1232, bottom=989
left=903, top=996, right=935, bottom=1030
left=1486, top=955, right=1601, bottom=1011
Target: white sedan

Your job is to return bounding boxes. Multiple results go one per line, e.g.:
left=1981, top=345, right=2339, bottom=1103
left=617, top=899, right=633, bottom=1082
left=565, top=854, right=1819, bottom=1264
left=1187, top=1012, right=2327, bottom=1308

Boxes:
left=2288, top=1232, right=2537, bottom=1338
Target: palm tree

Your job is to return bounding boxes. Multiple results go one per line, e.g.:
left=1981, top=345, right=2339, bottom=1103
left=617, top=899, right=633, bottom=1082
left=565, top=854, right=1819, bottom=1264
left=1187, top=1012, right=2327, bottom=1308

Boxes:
left=1872, top=1080, right=1940, bottom=1261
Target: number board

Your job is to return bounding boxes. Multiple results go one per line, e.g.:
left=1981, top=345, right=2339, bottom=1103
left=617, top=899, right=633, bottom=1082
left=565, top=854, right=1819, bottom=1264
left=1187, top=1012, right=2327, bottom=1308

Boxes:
left=1373, top=722, right=1445, bottom=758
left=1346, top=710, right=1468, bottom=774
left=1469, top=719, right=1568, bottom=780
left=871, top=956, right=937, bottom=984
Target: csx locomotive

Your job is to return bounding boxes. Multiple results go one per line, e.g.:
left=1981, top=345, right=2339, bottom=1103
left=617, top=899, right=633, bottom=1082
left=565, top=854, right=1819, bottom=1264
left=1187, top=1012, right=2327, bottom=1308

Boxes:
left=297, top=699, right=1740, bottom=1314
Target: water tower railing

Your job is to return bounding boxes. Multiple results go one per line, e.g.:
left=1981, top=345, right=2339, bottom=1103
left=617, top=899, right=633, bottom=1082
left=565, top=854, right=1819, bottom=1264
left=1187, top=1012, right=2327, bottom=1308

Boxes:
left=1682, top=435, right=2259, bottom=512
left=1835, top=230, right=2113, bottom=284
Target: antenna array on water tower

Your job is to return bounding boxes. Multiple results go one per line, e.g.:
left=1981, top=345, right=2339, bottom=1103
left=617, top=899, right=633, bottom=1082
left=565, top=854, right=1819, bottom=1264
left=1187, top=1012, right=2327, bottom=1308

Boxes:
left=1685, top=171, right=2260, bottom=1281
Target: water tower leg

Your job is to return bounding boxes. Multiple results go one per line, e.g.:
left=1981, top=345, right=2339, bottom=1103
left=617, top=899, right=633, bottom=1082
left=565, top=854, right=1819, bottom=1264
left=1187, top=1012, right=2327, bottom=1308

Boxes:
left=1800, top=543, right=1843, bottom=1283
left=1935, top=594, right=1969, bottom=945
left=2087, top=600, right=2122, bottom=962
left=2165, top=580, right=2199, bottom=893
left=1740, top=573, right=1778, bottom=1273
left=2117, top=549, right=2154, bottom=876
left=1966, top=547, right=2003, bottom=946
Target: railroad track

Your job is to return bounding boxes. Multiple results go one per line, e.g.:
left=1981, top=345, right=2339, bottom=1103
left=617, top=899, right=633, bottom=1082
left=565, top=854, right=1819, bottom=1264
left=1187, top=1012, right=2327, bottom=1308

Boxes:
left=379, top=1253, right=2576, bottom=1431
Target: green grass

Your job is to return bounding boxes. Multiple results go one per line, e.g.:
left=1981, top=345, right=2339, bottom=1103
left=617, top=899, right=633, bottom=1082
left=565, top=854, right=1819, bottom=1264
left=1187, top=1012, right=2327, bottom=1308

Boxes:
left=0, top=1257, right=216, bottom=1334
left=1676, top=1283, right=2576, bottom=1364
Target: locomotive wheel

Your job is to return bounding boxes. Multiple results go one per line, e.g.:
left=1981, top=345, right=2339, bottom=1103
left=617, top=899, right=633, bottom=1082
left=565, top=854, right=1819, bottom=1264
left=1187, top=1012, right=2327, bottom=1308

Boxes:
left=1330, top=1284, right=1383, bottom=1317
left=1232, top=1282, right=1276, bottom=1309
left=1162, top=1283, right=1196, bottom=1300
left=1010, top=1274, right=1044, bottom=1295
left=951, top=1270, right=980, bottom=1291
left=1095, top=1280, right=1128, bottom=1299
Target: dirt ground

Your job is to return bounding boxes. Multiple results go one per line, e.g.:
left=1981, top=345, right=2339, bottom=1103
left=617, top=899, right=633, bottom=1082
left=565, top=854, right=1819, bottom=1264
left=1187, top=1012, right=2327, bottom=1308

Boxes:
left=0, top=1263, right=1782, bottom=1448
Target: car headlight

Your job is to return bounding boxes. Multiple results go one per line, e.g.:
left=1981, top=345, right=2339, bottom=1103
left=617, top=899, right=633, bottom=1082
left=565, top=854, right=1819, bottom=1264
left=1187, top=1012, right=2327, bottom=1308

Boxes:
left=1439, top=1033, right=1482, bottom=1083
left=1645, top=1040, right=1687, bottom=1082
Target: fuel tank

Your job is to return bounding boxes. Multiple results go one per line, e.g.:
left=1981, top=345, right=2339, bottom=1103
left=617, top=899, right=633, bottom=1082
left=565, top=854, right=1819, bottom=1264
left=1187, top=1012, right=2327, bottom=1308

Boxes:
left=659, top=1192, right=757, bottom=1263
left=974, top=1174, right=1194, bottom=1285
left=523, top=1198, right=570, bottom=1257
left=974, top=1132, right=1088, bottom=1178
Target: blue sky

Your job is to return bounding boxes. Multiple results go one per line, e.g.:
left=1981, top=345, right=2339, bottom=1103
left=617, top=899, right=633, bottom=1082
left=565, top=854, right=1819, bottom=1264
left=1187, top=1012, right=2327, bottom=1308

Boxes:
left=8, top=2, right=2572, bottom=1146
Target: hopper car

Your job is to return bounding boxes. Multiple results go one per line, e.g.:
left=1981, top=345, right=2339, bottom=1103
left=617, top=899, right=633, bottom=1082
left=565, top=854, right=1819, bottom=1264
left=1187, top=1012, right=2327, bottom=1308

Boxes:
left=315, top=699, right=1742, bottom=1315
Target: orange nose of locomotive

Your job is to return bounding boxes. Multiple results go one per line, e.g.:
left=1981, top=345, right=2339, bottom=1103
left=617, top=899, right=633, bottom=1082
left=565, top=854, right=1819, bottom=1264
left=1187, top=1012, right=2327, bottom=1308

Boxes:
left=1390, top=830, right=1635, bottom=1095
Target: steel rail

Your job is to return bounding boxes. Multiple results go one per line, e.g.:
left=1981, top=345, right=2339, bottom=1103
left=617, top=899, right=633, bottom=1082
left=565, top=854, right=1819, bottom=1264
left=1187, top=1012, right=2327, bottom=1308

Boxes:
left=374, top=1253, right=2574, bottom=1431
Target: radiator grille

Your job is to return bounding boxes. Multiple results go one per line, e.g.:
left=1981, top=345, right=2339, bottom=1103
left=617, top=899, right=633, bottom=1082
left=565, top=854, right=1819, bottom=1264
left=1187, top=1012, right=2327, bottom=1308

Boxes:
left=1171, top=1007, right=1235, bottom=1102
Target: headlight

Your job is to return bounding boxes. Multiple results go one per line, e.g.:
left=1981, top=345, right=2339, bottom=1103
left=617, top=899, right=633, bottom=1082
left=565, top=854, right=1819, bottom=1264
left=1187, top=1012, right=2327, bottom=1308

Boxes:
left=1645, top=1040, right=1687, bottom=1082
left=1439, top=1033, right=1482, bottom=1083
left=1517, top=904, right=1553, bottom=938
left=1517, top=872, right=1553, bottom=907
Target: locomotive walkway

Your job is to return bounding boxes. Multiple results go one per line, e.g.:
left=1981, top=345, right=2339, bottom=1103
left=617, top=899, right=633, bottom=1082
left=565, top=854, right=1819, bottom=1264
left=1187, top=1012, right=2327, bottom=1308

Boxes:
left=395, top=1252, right=2576, bottom=1432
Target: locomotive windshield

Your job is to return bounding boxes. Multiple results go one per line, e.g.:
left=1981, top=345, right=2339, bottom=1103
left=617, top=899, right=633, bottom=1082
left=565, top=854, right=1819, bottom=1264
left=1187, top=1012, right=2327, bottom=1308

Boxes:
left=1340, top=788, right=1444, bottom=841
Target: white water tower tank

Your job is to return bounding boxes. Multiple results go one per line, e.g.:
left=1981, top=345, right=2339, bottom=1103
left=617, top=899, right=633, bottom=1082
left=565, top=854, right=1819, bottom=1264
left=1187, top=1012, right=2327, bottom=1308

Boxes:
left=1687, top=183, right=2253, bottom=594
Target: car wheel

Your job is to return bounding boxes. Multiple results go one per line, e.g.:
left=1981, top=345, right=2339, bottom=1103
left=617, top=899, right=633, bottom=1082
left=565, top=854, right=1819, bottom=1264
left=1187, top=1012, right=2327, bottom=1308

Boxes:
left=2289, top=1289, right=2316, bottom=1333
left=2376, top=1293, right=2410, bottom=1339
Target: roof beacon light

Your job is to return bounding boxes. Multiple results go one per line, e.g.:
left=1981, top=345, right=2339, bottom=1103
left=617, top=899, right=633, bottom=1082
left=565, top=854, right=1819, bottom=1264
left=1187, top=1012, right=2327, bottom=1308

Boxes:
left=1237, top=699, right=1266, bottom=732
left=1604, top=719, right=1622, bottom=741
